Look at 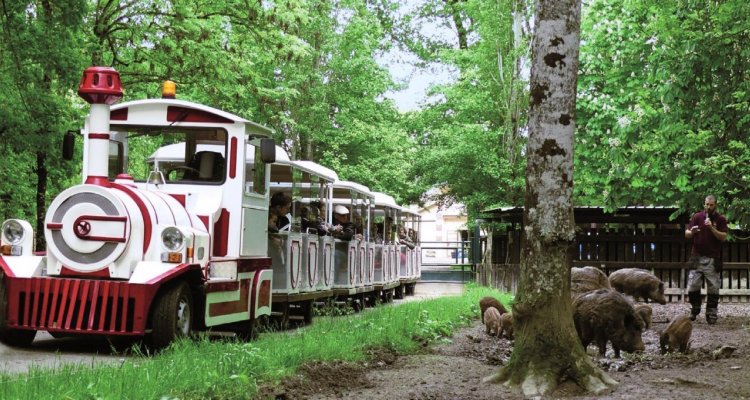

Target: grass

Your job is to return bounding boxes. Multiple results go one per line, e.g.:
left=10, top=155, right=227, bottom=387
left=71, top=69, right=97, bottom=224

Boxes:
left=0, top=285, right=512, bottom=400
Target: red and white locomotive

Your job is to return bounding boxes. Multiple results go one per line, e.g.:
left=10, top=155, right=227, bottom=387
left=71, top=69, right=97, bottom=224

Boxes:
left=0, top=67, right=277, bottom=347
left=0, top=66, right=420, bottom=348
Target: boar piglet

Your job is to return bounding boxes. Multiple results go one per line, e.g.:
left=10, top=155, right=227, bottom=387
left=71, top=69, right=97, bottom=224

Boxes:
left=484, top=307, right=502, bottom=337
left=634, top=304, right=653, bottom=329
left=499, top=313, right=514, bottom=340
left=609, top=268, right=667, bottom=305
left=660, top=315, right=692, bottom=354
left=479, top=296, right=507, bottom=323
left=573, top=289, right=645, bottom=357
left=571, top=266, right=611, bottom=298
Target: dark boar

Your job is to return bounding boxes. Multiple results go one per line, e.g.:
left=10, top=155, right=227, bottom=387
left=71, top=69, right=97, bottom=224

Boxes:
left=499, top=313, right=514, bottom=340
left=484, top=307, right=502, bottom=337
left=479, top=296, right=507, bottom=323
left=608, top=268, right=667, bottom=305
left=573, top=289, right=645, bottom=357
left=571, top=266, right=611, bottom=298
left=634, top=304, right=653, bottom=329
left=660, top=315, right=692, bottom=354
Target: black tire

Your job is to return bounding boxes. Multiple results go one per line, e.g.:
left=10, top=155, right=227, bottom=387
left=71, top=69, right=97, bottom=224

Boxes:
left=150, top=282, right=193, bottom=349
left=302, top=300, right=314, bottom=325
left=0, top=279, right=36, bottom=347
left=394, top=285, right=404, bottom=300
left=351, top=297, right=362, bottom=312
left=385, top=289, right=394, bottom=303
left=234, top=320, right=256, bottom=341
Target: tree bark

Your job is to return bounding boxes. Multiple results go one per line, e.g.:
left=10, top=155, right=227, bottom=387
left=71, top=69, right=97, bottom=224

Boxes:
left=35, top=151, right=47, bottom=251
left=484, top=0, right=617, bottom=396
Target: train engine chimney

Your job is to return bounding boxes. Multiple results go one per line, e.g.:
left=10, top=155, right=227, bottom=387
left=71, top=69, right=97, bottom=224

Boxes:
left=77, top=67, right=123, bottom=186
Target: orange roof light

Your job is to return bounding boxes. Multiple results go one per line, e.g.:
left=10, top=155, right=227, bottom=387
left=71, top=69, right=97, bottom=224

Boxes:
left=162, top=80, right=176, bottom=99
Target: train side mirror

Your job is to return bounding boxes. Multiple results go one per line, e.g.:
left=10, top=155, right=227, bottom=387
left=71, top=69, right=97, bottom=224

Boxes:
left=62, top=130, right=76, bottom=161
left=260, top=138, right=276, bottom=163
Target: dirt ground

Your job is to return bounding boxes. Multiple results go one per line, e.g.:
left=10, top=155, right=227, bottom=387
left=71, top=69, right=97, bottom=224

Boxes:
left=268, top=302, right=750, bottom=399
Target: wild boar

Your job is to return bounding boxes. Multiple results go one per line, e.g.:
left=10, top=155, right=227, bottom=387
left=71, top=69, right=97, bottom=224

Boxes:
left=479, top=296, right=507, bottom=323
left=484, top=307, right=502, bottom=337
left=660, top=315, right=692, bottom=354
left=571, top=266, right=611, bottom=298
left=634, top=304, right=653, bottom=329
left=608, top=268, right=667, bottom=305
left=573, top=289, right=646, bottom=357
left=499, top=313, right=514, bottom=340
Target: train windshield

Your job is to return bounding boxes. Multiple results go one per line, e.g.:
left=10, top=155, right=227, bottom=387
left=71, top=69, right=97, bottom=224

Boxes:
left=113, top=126, right=228, bottom=184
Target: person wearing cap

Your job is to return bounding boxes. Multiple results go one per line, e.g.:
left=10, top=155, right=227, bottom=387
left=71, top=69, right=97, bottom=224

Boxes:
left=330, top=205, right=354, bottom=241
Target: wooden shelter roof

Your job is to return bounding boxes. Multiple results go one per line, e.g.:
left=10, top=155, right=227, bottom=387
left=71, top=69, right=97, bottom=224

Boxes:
left=482, top=206, right=690, bottom=225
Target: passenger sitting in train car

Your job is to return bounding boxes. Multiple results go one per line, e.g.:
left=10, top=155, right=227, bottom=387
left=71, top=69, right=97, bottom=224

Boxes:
left=302, top=200, right=329, bottom=236
left=330, top=205, right=354, bottom=241
left=352, top=213, right=365, bottom=241
left=270, top=192, right=292, bottom=231
left=373, top=223, right=384, bottom=244
left=268, top=212, right=279, bottom=234
left=408, top=228, right=418, bottom=243
left=399, top=226, right=416, bottom=250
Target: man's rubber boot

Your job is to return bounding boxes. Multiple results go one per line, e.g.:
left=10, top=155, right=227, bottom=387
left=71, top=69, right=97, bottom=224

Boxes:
left=706, top=294, right=719, bottom=325
left=688, top=291, right=702, bottom=321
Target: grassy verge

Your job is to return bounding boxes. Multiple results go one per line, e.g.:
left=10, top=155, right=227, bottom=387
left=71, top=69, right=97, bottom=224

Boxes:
left=0, top=285, right=512, bottom=400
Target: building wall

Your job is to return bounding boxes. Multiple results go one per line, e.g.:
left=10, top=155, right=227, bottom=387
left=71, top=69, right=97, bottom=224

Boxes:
left=413, top=202, right=468, bottom=264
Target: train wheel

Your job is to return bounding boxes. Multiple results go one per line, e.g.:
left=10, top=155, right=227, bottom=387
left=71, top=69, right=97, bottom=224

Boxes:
left=0, top=279, right=36, bottom=347
left=235, top=320, right=256, bottom=341
left=150, top=282, right=193, bottom=349
left=394, top=285, right=404, bottom=300
left=385, top=289, right=394, bottom=303
left=270, top=302, right=290, bottom=330
left=351, top=297, right=362, bottom=312
left=301, top=300, right=314, bottom=325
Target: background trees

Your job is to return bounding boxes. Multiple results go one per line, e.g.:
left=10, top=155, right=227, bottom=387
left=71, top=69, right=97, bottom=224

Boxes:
left=576, top=0, right=750, bottom=224
left=3, top=0, right=750, bottom=244
left=0, top=0, right=88, bottom=248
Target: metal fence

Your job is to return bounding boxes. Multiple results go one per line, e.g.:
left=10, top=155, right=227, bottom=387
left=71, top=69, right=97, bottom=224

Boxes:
left=479, top=227, right=750, bottom=302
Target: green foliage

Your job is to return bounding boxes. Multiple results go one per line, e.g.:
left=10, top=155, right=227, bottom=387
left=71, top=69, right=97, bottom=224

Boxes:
left=0, top=0, right=423, bottom=227
left=577, top=0, right=750, bottom=226
left=6, top=0, right=750, bottom=232
left=0, top=0, right=88, bottom=240
left=402, top=0, right=530, bottom=216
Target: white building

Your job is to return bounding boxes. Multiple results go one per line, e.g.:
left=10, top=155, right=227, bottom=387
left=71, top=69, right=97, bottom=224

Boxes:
left=410, top=201, right=468, bottom=265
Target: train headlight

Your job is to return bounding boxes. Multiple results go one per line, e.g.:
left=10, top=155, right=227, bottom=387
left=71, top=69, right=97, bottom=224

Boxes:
left=2, top=220, right=25, bottom=245
left=2, top=219, right=32, bottom=256
left=161, top=227, right=185, bottom=251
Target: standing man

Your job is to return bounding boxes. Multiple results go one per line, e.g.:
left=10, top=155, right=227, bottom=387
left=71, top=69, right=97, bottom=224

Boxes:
left=684, top=194, right=728, bottom=324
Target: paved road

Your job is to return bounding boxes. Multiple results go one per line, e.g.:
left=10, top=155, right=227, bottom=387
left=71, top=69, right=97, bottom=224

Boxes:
left=0, top=332, right=127, bottom=374
left=411, top=281, right=466, bottom=299
left=0, top=281, right=467, bottom=374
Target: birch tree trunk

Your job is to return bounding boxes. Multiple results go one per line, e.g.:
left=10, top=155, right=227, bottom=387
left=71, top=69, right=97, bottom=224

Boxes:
left=485, top=0, right=618, bottom=396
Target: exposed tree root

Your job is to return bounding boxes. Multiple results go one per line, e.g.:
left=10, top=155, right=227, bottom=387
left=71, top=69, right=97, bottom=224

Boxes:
left=483, top=356, right=618, bottom=397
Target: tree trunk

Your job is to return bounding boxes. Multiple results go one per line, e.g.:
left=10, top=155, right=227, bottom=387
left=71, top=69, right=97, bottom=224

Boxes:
left=485, top=0, right=617, bottom=396
left=35, top=151, right=47, bottom=251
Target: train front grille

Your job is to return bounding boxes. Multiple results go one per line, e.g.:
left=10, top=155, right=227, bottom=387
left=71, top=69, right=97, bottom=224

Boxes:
left=10, top=277, right=137, bottom=334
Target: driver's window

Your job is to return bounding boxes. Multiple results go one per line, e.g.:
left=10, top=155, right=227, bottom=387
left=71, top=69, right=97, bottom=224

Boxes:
left=124, top=128, right=227, bottom=184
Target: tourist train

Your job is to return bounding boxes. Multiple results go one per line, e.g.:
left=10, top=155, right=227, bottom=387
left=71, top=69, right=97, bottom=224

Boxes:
left=0, top=66, right=420, bottom=348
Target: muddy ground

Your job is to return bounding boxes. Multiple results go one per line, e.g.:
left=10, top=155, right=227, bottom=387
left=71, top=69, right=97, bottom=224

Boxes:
left=267, top=303, right=750, bottom=399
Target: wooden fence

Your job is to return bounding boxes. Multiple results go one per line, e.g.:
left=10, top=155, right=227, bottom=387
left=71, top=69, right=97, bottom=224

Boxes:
left=479, top=227, right=750, bottom=303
